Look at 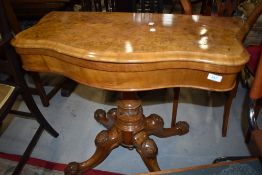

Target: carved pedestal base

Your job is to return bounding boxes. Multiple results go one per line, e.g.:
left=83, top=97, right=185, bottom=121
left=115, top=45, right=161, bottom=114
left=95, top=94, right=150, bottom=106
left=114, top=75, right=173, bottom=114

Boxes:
left=64, top=92, right=189, bottom=175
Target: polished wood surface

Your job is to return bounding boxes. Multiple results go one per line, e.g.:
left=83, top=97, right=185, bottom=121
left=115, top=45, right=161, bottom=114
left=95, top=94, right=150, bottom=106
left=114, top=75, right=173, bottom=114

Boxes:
left=11, top=12, right=251, bottom=174
left=135, top=158, right=259, bottom=175
left=64, top=92, right=189, bottom=175
left=12, top=12, right=249, bottom=92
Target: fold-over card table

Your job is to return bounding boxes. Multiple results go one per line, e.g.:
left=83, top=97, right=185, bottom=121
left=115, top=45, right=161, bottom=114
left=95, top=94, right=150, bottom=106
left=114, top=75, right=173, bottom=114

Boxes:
left=12, top=12, right=249, bottom=174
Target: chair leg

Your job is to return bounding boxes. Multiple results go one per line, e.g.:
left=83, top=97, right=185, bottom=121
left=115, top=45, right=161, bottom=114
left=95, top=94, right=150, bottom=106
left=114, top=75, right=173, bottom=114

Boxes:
left=12, top=126, right=44, bottom=175
left=21, top=90, right=58, bottom=137
left=0, top=89, right=18, bottom=122
left=171, top=87, right=180, bottom=127
left=60, top=78, right=78, bottom=97
left=222, top=83, right=238, bottom=137
left=30, top=72, right=69, bottom=107
left=30, top=72, right=50, bottom=107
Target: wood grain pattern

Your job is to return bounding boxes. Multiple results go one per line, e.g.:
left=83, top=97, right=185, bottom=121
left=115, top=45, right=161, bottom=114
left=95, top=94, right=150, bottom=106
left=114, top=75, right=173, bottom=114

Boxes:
left=134, top=158, right=258, bottom=175
left=10, top=12, right=252, bottom=174
left=12, top=12, right=249, bottom=91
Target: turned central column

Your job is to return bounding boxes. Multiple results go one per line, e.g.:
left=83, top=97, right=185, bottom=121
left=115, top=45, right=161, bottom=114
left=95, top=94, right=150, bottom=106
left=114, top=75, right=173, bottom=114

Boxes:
left=65, top=92, right=189, bottom=175
left=116, top=92, right=145, bottom=147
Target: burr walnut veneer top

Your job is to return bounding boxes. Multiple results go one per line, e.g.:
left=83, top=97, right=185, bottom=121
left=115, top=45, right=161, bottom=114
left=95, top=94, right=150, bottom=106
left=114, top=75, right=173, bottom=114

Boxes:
left=12, top=12, right=250, bottom=91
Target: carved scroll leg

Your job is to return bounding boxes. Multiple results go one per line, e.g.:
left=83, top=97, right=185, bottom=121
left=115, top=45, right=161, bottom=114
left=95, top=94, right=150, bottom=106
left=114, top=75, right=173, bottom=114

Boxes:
left=94, top=108, right=117, bottom=129
left=64, top=127, right=121, bottom=175
left=145, top=114, right=189, bottom=138
left=134, top=131, right=160, bottom=172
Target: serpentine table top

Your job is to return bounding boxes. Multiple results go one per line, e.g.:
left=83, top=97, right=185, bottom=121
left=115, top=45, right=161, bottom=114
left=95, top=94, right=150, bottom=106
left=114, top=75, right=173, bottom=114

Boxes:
left=12, top=12, right=250, bottom=92
left=11, top=12, right=251, bottom=174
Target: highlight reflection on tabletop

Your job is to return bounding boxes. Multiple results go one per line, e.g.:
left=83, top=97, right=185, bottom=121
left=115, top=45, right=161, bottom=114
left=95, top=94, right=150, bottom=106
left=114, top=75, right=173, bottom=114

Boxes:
left=10, top=11, right=253, bottom=174
left=12, top=12, right=248, bottom=66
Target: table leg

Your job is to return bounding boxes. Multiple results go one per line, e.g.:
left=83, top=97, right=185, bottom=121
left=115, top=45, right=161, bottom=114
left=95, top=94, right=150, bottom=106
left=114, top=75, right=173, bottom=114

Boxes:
left=64, top=127, right=121, bottom=175
left=134, top=131, right=160, bottom=171
left=61, top=79, right=78, bottom=97
left=65, top=92, right=189, bottom=175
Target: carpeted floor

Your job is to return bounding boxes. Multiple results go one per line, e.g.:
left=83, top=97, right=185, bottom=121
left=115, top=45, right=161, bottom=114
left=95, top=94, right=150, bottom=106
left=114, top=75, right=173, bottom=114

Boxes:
left=0, top=157, right=64, bottom=175
left=0, top=77, right=261, bottom=174
left=0, top=152, right=121, bottom=175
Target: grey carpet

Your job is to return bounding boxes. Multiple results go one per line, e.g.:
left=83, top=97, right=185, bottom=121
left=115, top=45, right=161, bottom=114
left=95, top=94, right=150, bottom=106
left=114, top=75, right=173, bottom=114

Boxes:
left=0, top=81, right=261, bottom=174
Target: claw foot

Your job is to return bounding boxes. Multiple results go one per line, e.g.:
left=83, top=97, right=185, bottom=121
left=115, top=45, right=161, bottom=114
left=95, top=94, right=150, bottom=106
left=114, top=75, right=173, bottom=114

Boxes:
left=174, top=121, right=189, bottom=135
left=141, top=138, right=158, bottom=158
left=94, top=109, right=106, bottom=123
left=64, top=162, right=80, bottom=175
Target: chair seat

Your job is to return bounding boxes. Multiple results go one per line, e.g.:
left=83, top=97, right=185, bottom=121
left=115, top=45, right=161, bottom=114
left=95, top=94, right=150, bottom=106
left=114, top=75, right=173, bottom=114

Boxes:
left=0, top=84, right=15, bottom=109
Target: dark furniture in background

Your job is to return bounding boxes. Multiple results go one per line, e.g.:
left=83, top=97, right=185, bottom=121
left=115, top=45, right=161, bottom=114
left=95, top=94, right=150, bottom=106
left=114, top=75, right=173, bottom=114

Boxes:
left=3, top=0, right=77, bottom=107
left=200, top=0, right=237, bottom=16
left=11, top=0, right=75, bottom=20
left=0, top=0, right=59, bottom=174
left=90, top=0, right=163, bottom=12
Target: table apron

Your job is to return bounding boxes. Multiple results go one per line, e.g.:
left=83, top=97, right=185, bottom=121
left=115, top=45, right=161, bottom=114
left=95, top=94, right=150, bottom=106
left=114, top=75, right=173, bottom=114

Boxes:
left=19, top=54, right=239, bottom=92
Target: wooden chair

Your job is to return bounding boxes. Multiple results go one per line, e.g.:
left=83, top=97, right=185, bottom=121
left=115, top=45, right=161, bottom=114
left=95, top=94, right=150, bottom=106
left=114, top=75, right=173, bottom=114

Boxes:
left=200, top=0, right=237, bottom=16
left=214, top=15, right=262, bottom=161
left=172, top=0, right=262, bottom=137
left=0, top=1, right=59, bottom=174
left=241, top=45, right=262, bottom=88
left=2, top=0, right=75, bottom=107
